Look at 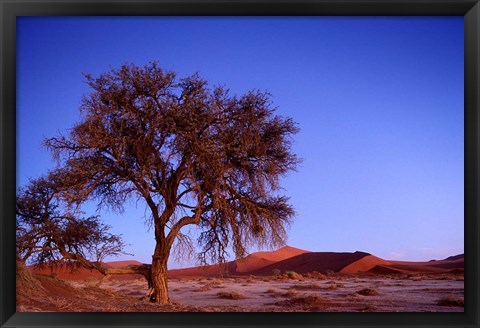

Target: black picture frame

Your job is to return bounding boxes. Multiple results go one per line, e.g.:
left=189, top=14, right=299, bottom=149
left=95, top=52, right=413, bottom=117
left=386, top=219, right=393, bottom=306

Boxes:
left=1, top=1, right=478, bottom=327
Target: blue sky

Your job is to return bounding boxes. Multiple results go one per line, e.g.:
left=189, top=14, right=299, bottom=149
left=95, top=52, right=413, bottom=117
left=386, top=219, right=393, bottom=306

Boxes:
left=17, top=17, right=464, bottom=267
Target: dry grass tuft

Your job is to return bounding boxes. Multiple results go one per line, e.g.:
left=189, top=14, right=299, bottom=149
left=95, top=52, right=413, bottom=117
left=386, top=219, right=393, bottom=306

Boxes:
left=326, top=282, right=345, bottom=290
left=361, top=304, right=377, bottom=312
left=303, top=271, right=326, bottom=279
left=356, top=287, right=379, bottom=296
left=48, top=297, right=75, bottom=311
left=282, top=290, right=298, bottom=298
left=217, top=291, right=244, bottom=300
left=284, top=271, right=303, bottom=280
left=16, top=261, right=46, bottom=294
left=275, top=294, right=327, bottom=307
left=290, top=283, right=322, bottom=291
left=83, top=276, right=102, bottom=287
left=437, top=296, right=464, bottom=307
left=327, top=284, right=338, bottom=290
left=194, top=284, right=212, bottom=292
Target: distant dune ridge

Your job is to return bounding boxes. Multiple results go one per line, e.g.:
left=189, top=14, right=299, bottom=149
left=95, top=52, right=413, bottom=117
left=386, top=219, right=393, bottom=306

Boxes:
left=339, top=255, right=392, bottom=274
left=251, top=251, right=371, bottom=275
left=29, top=260, right=143, bottom=281
left=28, top=246, right=464, bottom=280
left=168, top=245, right=309, bottom=277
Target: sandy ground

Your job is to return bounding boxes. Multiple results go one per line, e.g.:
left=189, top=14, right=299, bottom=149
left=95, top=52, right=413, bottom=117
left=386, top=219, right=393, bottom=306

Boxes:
left=62, top=274, right=464, bottom=312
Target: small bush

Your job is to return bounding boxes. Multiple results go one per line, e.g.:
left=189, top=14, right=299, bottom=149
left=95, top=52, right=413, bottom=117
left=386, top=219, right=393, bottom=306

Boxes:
left=357, top=287, right=379, bottom=296
left=265, top=288, right=277, bottom=294
left=48, top=297, right=74, bottom=311
left=305, top=271, right=326, bottom=280
left=291, top=295, right=320, bottom=305
left=437, top=296, right=464, bottom=307
left=361, top=304, right=377, bottom=312
left=285, top=271, right=303, bottom=280
left=290, top=283, right=321, bottom=291
left=282, top=290, right=298, bottom=298
left=194, top=284, right=211, bottom=292
left=327, top=283, right=338, bottom=290
left=217, top=291, right=244, bottom=300
left=272, top=269, right=281, bottom=277
left=275, top=294, right=325, bottom=307
left=83, top=276, right=102, bottom=287
left=327, top=282, right=345, bottom=290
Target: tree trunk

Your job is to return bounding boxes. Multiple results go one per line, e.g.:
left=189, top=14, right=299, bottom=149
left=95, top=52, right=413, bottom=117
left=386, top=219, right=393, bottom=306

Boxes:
left=149, top=243, right=171, bottom=304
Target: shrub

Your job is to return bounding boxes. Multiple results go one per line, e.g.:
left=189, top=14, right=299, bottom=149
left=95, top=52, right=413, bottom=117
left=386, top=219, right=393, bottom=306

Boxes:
left=327, top=283, right=338, bottom=290
left=272, top=269, right=281, bottom=277
left=194, top=284, right=211, bottom=292
left=275, top=294, right=325, bottom=307
left=285, top=271, right=303, bottom=280
left=327, top=282, right=344, bottom=290
left=437, top=296, right=464, bottom=307
left=362, top=304, right=377, bottom=312
left=217, top=291, right=244, bottom=300
left=290, top=283, right=321, bottom=291
left=306, top=271, right=326, bottom=280
left=357, top=287, right=379, bottom=296
left=48, top=297, right=74, bottom=311
left=290, top=295, right=320, bottom=305
left=282, top=290, right=298, bottom=298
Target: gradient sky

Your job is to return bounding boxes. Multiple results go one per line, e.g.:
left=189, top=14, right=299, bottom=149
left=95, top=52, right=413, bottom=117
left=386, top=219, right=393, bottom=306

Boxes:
left=17, top=17, right=464, bottom=268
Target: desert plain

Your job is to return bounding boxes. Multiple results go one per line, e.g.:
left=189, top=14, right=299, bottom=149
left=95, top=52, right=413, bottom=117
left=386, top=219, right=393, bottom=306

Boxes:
left=17, top=246, right=464, bottom=312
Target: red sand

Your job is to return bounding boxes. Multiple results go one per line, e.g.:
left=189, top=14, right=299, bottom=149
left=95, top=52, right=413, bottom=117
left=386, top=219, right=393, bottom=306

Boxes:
left=27, top=247, right=464, bottom=280
left=234, top=246, right=310, bottom=273
left=29, top=260, right=143, bottom=281
left=168, top=245, right=309, bottom=277
left=340, top=255, right=392, bottom=274
left=252, top=251, right=371, bottom=275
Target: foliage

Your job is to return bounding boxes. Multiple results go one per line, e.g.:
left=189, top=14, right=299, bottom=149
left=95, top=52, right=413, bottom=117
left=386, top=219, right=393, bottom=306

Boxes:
left=16, top=170, right=127, bottom=271
left=43, top=62, right=300, bottom=303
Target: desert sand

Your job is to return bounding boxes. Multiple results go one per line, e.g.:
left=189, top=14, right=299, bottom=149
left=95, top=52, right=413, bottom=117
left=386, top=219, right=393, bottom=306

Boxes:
left=18, top=246, right=464, bottom=312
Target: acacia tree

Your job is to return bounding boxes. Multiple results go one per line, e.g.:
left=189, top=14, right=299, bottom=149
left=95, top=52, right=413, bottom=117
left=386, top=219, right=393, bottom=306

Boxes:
left=45, top=62, right=300, bottom=304
left=16, top=169, right=127, bottom=272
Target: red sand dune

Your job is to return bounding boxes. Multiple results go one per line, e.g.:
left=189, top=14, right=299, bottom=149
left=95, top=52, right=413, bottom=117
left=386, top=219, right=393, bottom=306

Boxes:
left=252, top=251, right=371, bottom=275
left=386, top=255, right=464, bottom=273
left=27, top=248, right=464, bottom=280
left=104, top=260, right=142, bottom=268
left=443, top=254, right=464, bottom=261
left=426, top=259, right=464, bottom=269
left=367, top=265, right=405, bottom=275
left=29, top=260, right=143, bottom=281
left=234, top=246, right=310, bottom=273
left=340, top=255, right=392, bottom=274
left=167, top=262, right=236, bottom=278
left=168, top=246, right=309, bottom=277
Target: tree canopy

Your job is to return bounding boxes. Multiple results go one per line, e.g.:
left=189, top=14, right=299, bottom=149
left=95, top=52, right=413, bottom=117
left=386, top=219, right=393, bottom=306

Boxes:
left=43, top=62, right=300, bottom=303
left=16, top=169, right=126, bottom=272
